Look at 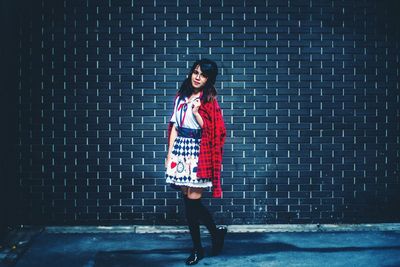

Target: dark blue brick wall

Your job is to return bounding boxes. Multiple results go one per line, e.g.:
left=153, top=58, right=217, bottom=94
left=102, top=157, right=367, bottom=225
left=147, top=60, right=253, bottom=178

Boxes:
left=14, top=0, right=400, bottom=225
left=2, top=0, right=20, bottom=235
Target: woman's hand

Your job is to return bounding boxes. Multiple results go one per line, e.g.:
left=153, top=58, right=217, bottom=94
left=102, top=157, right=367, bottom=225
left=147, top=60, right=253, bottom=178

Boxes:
left=192, top=98, right=201, bottom=115
left=165, top=155, right=172, bottom=169
left=192, top=98, right=203, bottom=127
left=165, top=157, right=169, bottom=169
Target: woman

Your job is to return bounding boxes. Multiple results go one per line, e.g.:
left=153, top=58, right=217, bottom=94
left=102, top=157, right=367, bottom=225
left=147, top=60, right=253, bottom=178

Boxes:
left=165, top=59, right=227, bottom=265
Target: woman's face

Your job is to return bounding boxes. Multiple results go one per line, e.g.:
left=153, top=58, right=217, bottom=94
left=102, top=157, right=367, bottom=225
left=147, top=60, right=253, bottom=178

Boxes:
left=191, top=65, right=208, bottom=90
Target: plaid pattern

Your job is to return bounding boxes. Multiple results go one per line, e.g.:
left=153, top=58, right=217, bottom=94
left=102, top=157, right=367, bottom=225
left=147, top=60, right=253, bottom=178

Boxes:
left=197, top=98, right=226, bottom=197
left=168, top=96, right=226, bottom=198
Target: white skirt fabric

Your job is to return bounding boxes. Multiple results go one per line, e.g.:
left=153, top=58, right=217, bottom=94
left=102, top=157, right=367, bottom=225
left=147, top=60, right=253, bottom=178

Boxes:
left=165, top=136, right=212, bottom=188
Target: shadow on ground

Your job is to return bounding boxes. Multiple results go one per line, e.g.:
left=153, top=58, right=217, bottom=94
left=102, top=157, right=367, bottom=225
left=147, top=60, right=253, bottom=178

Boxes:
left=93, top=237, right=400, bottom=267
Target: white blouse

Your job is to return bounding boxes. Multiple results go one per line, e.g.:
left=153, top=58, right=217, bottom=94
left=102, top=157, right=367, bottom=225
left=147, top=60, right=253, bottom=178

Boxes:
left=170, top=96, right=201, bottom=130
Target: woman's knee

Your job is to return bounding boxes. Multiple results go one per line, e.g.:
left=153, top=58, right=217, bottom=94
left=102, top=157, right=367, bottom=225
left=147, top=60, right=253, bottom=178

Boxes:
left=181, top=186, right=188, bottom=196
left=187, top=188, right=203, bottom=199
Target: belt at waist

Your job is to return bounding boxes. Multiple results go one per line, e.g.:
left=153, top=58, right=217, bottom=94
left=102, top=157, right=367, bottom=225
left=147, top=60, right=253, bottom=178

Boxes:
left=177, top=127, right=202, bottom=139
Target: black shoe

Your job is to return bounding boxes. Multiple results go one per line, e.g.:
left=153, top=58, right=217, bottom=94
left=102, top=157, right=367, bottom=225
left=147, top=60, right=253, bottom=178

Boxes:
left=185, top=248, right=204, bottom=265
left=211, top=226, right=227, bottom=256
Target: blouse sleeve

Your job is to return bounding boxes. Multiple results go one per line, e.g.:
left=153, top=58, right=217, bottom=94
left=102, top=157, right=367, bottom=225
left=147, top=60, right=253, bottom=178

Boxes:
left=169, top=96, right=179, bottom=126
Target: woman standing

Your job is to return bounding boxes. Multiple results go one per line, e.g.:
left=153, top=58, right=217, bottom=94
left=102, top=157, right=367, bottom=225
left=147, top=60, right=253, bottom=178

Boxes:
left=165, top=59, right=227, bottom=265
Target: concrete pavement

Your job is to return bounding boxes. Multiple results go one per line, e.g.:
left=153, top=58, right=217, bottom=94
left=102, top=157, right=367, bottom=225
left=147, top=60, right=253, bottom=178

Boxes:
left=1, top=225, right=400, bottom=267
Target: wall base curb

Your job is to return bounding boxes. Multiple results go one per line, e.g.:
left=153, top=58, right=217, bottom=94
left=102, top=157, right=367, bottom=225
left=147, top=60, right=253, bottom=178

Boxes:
left=44, top=223, right=400, bottom=234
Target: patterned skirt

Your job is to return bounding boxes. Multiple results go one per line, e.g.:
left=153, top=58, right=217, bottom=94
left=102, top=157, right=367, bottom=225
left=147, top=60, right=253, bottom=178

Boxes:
left=165, top=135, right=212, bottom=188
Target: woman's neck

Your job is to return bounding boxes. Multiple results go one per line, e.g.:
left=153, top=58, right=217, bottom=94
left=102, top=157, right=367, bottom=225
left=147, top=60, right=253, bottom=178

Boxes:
left=190, top=90, right=201, bottom=97
left=187, top=91, right=201, bottom=103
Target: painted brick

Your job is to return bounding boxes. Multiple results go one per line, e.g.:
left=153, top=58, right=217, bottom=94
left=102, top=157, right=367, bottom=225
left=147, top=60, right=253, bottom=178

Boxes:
left=11, top=0, right=400, bottom=226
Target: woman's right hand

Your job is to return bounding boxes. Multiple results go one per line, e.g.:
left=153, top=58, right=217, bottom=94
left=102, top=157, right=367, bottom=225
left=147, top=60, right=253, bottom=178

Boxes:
left=165, top=156, right=172, bottom=169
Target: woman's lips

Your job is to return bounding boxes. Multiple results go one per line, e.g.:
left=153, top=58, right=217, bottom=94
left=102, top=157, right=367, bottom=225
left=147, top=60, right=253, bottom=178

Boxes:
left=193, top=81, right=200, bottom=86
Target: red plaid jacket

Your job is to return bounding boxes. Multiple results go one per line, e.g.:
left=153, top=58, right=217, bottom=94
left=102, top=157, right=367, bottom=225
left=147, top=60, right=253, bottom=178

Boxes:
left=168, top=95, right=226, bottom=198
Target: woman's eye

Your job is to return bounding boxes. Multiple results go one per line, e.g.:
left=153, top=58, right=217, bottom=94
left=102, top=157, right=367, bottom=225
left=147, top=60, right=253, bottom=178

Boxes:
left=193, top=70, right=207, bottom=79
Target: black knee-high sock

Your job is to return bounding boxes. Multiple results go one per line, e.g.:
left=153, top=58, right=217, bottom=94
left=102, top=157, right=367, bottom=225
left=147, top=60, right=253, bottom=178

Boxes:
left=191, top=198, right=217, bottom=237
left=184, top=196, right=202, bottom=250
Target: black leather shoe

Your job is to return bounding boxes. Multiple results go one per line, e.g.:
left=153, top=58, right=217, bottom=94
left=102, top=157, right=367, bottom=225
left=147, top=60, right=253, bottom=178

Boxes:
left=211, top=226, right=227, bottom=256
left=185, top=248, right=204, bottom=265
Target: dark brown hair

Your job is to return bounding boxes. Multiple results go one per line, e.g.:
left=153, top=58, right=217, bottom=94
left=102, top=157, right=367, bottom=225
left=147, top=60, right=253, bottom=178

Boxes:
left=177, top=59, right=218, bottom=103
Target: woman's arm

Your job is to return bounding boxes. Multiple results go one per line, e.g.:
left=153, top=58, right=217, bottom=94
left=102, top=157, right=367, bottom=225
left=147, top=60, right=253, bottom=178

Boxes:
left=192, top=99, right=204, bottom=128
left=165, top=124, right=178, bottom=168
left=168, top=125, right=178, bottom=156
left=193, top=112, right=204, bottom=128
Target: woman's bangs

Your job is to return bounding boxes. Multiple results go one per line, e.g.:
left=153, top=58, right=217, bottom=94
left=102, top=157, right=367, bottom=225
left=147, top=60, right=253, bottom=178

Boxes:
left=199, top=63, right=213, bottom=77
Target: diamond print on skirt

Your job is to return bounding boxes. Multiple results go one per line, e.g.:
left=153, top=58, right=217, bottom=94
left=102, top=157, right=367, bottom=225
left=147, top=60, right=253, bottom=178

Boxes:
left=165, top=136, right=212, bottom=188
left=173, top=136, right=200, bottom=157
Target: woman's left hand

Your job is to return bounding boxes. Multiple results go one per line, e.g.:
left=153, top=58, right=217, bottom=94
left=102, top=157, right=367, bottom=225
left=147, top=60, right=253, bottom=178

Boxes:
left=192, top=99, right=201, bottom=115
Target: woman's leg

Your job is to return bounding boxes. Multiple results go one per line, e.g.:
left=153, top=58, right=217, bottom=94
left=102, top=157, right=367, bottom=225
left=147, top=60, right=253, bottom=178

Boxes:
left=182, top=187, right=226, bottom=265
left=186, top=188, right=217, bottom=236
left=182, top=187, right=202, bottom=251
left=182, top=187, right=204, bottom=265
left=186, top=187, right=227, bottom=256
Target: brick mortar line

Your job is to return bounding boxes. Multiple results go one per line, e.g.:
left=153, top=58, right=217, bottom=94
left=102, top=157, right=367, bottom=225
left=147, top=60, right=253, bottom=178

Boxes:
left=45, top=223, right=400, bottom=234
